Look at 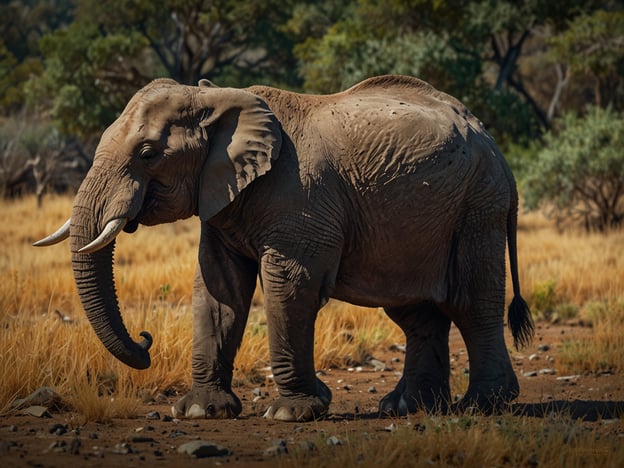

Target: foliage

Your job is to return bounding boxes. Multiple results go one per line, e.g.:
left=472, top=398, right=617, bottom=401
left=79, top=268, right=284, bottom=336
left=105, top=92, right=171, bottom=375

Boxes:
left=524, top=106, right=624, bottom=231
left=289, top=0, right=602, bottom=146
left=549, top=9, right=624, bottom=110
left=25, top=20, right=152, bottom=138
left=1, top=0, right=623, bottom=203
left=24, top=0, right=300, bottom=139
left=0, top=0, right=74, bottom=111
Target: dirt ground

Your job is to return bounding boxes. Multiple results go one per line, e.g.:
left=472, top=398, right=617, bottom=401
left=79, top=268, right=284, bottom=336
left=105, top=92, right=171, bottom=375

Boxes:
left=2, top=322, right=623, bottom=467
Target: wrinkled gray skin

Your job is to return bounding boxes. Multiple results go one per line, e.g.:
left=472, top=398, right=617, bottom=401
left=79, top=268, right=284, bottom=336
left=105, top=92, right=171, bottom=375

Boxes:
left=37, top=75, right=533, bottom=422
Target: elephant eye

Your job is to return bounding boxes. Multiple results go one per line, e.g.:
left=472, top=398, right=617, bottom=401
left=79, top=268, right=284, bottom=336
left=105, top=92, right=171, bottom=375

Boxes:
left=139, top=146, right=159, bottom=160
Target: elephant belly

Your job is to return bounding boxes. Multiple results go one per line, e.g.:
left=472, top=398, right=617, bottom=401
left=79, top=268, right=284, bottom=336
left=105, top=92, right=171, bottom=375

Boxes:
left=332, top=243, right=451, bottom=308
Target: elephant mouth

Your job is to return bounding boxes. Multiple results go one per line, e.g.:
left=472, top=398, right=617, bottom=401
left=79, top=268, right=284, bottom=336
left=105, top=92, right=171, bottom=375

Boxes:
left=123, top=218, right=140, bottom=233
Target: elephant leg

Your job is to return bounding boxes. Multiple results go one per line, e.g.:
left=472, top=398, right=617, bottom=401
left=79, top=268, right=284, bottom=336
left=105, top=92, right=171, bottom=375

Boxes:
left=172, top=226, right=257, bottom=419
left=451, top=216, right=518, bottom=413
left=379, top=302, right=451, bottom=415
left=260, top=251, right=333, bottom=422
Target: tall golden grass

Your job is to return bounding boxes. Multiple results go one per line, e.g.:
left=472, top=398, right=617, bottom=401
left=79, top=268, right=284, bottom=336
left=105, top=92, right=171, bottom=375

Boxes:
left=1, top=194, right=623, bottom=416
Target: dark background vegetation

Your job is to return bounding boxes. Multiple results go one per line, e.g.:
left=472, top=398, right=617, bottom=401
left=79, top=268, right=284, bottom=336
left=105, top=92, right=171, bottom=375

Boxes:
left=1, top=0, right=622, bottom=228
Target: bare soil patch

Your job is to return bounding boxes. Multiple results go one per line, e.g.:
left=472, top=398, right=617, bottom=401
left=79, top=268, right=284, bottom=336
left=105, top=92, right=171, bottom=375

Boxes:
left=2, top=322, right=623, bottom=467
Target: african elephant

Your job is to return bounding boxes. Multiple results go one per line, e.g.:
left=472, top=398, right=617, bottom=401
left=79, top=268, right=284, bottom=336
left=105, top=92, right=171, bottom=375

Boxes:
left=35, top=75, right=533, bottom=421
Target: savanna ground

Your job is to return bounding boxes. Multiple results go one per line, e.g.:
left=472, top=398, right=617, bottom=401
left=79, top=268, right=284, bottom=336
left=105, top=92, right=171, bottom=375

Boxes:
left=1, top=195, right=624, bottom=467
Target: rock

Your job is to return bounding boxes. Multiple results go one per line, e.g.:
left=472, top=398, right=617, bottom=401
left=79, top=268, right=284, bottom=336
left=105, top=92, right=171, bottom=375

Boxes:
left=326, top=436, right=342, bottom=446
left=48, top=423, right=68, bottom=435
left=145, top=410, right=160, bottom=420
left=46, top=440, right=67, bottom=453
left=384, top=423, right=398, bottom=433
left=130, top=436, right=155, bottom=443
left=299, top=440, right=317, bottom=452
left=413, top=423, right=427, bottom=432
left=22, top=405, right=52, bottom=418
left=367, top=358, right=389, bottom=371
left=264, top=440, right=288, bottom=456
left=368, top=386, right=377, bottom=393
left=69, top=438, right=81, bottom=455
left=539, top=368, right=556, bottom=375
left=390, top=343, right=406, bottom=353
left=537, top=344, right=550, bottom=352
left=529, top=353, right=539, bottom=361
left=523, top=371, right=538, bottom=377
left=11, top=387, right=67, bottom=412
left=177, top=440, right=230, bottom=458
left=112, top=442, right=137, bottom=454
left=556, top=374, right=580, bottom=382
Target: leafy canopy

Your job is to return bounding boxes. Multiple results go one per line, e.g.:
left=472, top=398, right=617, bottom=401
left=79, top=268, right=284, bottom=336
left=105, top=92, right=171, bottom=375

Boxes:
left=524, top=106, right=624, bottom=231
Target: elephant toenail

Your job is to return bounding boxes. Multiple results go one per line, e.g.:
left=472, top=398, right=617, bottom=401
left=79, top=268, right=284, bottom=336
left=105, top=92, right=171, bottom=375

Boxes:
left=187, top=403, right=206, bottom=418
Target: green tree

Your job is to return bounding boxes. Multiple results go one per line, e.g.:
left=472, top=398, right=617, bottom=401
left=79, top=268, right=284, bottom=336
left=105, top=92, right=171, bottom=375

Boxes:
left=26, top=0, right=300, bottom=138
left=25, top=21, right=149, bottom=138
left=0, top=0, right=73, bottom=111
left=290, top=0, right=611, bottom=146
left=548, top=9, right=624, bottom=111
left=524, top=106, right=624, bottom=231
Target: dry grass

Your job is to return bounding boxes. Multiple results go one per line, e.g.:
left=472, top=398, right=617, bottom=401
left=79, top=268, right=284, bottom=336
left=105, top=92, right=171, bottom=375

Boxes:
left=2, top=193, right=624, bottom=468
left=278, top=415, right=624, bottom=467
left=558, top=299, right=624, bottom=374
left=517, top=211, right=624, bottom=310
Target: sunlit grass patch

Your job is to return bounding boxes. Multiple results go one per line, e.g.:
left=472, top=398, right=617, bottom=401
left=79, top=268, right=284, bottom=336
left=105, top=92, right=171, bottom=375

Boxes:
left=558, top=299, right=624, bottom=374
left=278, top=413, right=624, bottom=467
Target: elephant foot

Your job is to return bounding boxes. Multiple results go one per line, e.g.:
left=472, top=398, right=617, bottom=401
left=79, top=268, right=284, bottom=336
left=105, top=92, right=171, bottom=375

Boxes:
left=452, top=379, right=519, bottom=415
left=379, top=376, right=450, bottom=416
left=451, top=389, right=518, bottom=415
left=263, top=378, right=332, bottom=422
left=172, top=386, right=242, bottom=419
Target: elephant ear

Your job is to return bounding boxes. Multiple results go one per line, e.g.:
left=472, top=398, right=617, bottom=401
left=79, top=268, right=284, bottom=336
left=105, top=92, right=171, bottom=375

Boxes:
left=195, top=88, right=282, bottom=221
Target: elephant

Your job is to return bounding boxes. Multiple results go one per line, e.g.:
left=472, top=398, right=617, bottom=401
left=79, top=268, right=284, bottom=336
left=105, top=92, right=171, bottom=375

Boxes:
left=34, top=74, right=533, bottom=421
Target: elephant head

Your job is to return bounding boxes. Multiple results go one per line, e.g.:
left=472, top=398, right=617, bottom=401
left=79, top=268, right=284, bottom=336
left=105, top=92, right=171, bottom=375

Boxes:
left=34, top=79, right=282, bottom=369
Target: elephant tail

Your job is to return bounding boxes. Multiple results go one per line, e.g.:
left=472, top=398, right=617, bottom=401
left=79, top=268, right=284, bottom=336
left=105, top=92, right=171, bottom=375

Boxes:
left=507, top=184, right=534, bottom=350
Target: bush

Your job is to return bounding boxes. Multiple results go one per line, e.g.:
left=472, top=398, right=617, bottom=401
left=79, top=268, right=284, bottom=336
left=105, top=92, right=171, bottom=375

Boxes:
left=523, top=106, right=624, bottom=231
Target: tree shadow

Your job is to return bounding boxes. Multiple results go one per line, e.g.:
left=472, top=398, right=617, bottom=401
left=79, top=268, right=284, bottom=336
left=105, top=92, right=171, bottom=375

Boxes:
left=511, top=400, right=624, bottom=421
left=329, top=400, right=624, bottom=422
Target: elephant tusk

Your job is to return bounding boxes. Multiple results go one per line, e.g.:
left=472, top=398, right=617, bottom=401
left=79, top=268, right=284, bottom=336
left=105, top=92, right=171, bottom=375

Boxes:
left=78, top=218, right=128, bottom=254
left=33, top=218, right=71, bottom=247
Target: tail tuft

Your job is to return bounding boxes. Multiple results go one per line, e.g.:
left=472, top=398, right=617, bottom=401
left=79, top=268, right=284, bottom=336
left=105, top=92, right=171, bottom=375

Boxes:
left=508, top=295, right=534, bottom=350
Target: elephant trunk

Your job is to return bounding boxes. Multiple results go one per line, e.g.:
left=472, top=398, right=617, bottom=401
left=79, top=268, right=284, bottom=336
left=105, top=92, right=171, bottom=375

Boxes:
left=71, top=201, right=152, bottom=370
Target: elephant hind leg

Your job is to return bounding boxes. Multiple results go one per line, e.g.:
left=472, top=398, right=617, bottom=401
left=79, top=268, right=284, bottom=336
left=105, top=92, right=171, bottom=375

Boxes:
left=449, top=212, right=519, bottom=412
left=379, top=302, right=451, bottom=415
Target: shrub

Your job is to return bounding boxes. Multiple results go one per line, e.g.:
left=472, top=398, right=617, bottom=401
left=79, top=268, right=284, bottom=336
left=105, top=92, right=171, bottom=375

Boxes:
left=524, top=106, right=624, bottom=231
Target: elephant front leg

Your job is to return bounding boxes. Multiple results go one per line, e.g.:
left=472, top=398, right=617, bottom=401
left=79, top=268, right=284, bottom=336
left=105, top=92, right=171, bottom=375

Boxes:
left=172, top=232, right=257, bottom=419
left=380, top=302, right=451, bottom=415
left=260, top=253, right=333, bottom=422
